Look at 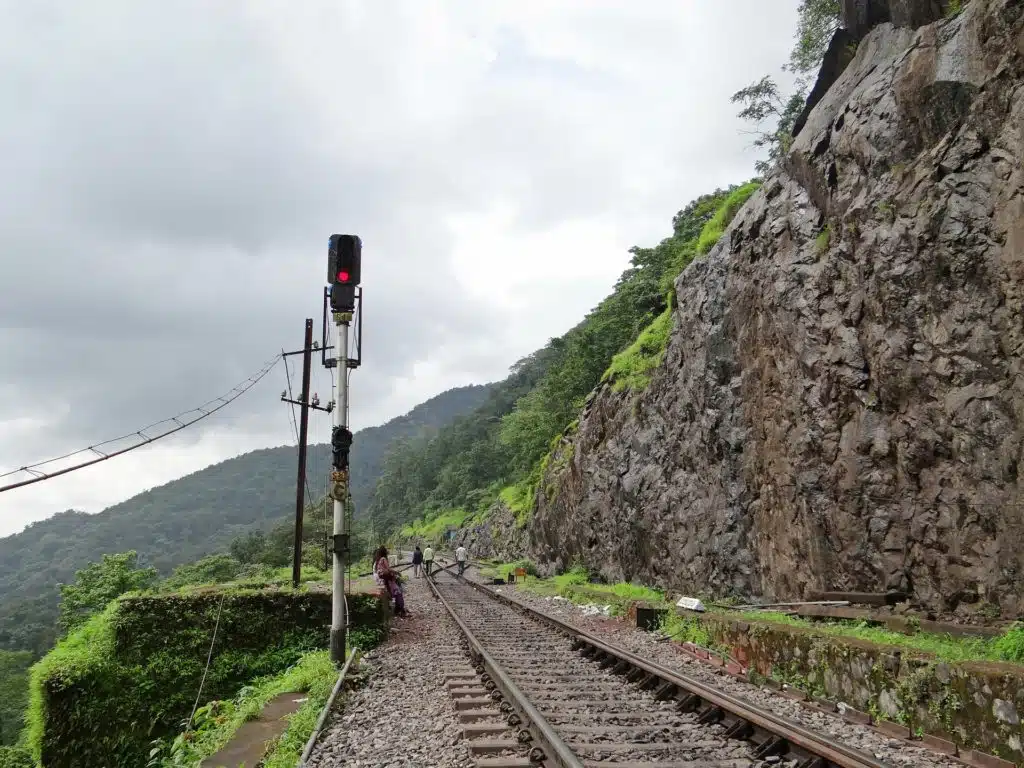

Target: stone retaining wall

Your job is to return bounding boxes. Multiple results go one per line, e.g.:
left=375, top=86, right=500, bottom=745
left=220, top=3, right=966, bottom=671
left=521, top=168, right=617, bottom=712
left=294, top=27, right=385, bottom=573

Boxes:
left=691, top=612, right=1024, bottom=765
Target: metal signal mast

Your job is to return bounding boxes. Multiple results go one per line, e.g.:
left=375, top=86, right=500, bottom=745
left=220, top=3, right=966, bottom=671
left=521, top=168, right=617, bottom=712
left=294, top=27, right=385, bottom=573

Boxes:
left=324, top=234, right=363, bottom=665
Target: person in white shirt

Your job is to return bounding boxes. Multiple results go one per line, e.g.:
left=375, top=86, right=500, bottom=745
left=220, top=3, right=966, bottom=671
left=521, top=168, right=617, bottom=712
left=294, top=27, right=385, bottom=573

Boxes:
left=422, top=545, right=434, bottom=576
left=455, top=545, right=468, bottom=576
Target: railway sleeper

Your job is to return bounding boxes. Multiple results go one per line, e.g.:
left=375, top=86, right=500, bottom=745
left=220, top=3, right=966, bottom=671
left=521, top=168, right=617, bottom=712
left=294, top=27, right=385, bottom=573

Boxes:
left=570, top=740, right=736, bottom=755
left=598, top=654, right=617, bottom=669
left=721, top=717, right=753, bottom=740
left=676, top=692, right=702, bottom=713
left=653, top=680, right=677, bottom=700
left=696, top=704, right=724, bottom=724
left=466, top=739, right=527, bottom=755
left=752, top=734, right=787, bottom=758
left=610, top=659, right=632, bottom=675
left=638, top=673, right=661, bottom=691
left=463, top=723, right=512, bottom=739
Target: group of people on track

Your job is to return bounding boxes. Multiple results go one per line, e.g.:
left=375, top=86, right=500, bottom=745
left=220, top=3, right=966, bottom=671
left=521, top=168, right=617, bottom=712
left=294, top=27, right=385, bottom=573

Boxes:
left=372, top=543, right=469, bottom=617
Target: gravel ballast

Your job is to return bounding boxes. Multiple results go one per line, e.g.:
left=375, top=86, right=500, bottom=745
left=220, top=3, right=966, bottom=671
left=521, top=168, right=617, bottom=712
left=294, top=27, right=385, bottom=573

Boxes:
left=305, top=576, right=476, bottom=768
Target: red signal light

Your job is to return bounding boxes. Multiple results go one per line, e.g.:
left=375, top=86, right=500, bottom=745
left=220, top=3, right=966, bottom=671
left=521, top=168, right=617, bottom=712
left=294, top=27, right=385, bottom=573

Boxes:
left=338, top=270, right=350, bottom=282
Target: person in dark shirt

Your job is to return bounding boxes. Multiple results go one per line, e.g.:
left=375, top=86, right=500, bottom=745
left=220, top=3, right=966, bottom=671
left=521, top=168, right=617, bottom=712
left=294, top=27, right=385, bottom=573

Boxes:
left=412, top=545, right=423, bottom=577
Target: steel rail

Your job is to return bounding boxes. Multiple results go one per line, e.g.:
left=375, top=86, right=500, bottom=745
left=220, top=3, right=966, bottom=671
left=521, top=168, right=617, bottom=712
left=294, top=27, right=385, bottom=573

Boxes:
left=459, top=575, right=890, bottom=768
left=425, top=571, right=584, bottom=768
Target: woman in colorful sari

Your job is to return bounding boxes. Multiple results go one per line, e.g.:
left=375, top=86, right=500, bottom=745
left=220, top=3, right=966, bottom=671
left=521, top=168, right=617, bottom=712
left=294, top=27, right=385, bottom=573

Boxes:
left=374, top=546, right=409, bottom=617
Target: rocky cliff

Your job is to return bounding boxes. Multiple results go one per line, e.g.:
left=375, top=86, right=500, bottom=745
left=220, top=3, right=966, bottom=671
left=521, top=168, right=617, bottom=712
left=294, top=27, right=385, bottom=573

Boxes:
left=529, top=0, right=1024, bottom=617
left=455, top=503, right=529, bottom=562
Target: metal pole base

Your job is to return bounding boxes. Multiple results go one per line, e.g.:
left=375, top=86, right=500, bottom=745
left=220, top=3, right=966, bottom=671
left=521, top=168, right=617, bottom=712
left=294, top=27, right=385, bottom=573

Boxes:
left=330, top=628, right=346, bottom=665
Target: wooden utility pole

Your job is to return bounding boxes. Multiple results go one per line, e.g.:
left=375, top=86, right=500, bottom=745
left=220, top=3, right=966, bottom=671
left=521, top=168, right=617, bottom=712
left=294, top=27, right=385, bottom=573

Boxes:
left=282, top=318, right=333, bottom=589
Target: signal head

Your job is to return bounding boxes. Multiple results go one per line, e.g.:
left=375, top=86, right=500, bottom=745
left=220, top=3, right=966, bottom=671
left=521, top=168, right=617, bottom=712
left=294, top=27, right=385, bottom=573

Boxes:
left=327, top=234, right=361, bottom=286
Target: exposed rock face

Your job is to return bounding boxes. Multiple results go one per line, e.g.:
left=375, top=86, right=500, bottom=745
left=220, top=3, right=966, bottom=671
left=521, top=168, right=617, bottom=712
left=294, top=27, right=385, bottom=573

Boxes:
left=792, top=28, right=858, bottom=140
left=530, top=0, right=1024, bottom=616
left=455, top=502, right=528, bottom=562
left=841, top=0, right=950, bottom=40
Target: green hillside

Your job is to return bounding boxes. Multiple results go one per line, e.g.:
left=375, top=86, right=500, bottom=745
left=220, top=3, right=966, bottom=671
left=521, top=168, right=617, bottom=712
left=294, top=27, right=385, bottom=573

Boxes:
left=0, top=383, right=492, bottom=655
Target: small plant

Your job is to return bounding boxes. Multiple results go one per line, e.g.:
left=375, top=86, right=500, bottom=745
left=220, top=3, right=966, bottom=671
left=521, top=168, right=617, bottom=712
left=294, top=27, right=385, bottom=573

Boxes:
left=349, top=625, right=387, bottom=651
left=992, top=622, right=1024, bottom=662
left=814, top=225, right=831, bottom=255
left=977, top=601, right=1002, bottom=621
left=945, top=0, right=963, bottom=17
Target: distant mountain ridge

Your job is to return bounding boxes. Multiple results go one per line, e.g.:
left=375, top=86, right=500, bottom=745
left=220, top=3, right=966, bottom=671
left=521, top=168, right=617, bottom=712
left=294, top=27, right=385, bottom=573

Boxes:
left=0, top=382, right=493, bottom=654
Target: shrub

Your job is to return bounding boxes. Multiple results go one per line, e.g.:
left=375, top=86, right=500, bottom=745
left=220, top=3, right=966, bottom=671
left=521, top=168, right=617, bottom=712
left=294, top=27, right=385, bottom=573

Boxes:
left=26, top=589, right=387, bottom=768
left=160, top=554, right=243, bottom=590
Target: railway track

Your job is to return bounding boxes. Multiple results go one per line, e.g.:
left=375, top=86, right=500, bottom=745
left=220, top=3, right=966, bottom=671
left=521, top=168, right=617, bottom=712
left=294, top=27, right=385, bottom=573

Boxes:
left=427, top=568, right=890, bottom=768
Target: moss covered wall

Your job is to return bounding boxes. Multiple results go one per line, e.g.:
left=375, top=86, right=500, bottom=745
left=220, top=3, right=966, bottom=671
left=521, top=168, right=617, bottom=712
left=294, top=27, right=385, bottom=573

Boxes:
left=29, top=588, right=387, bottom=768
left=696, top=615, right=1024, bottom=763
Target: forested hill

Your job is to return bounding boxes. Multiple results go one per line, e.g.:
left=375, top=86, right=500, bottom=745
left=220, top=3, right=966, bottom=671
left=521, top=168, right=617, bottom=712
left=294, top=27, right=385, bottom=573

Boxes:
left=0, top=382, right=492, bottom=654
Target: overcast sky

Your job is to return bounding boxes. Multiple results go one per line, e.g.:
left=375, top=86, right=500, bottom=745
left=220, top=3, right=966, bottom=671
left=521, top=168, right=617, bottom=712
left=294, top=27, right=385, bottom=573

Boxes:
left=0, top=1, right=799, bottom=537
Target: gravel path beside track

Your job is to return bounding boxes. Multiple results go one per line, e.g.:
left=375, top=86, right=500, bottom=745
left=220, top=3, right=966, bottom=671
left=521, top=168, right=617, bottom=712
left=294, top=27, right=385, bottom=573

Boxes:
left=306, top=575, right=476, bottom=768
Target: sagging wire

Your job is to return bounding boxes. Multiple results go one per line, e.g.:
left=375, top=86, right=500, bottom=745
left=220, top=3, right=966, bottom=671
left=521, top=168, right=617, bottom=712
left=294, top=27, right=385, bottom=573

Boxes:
left=1, top=354, right=281, bottom=494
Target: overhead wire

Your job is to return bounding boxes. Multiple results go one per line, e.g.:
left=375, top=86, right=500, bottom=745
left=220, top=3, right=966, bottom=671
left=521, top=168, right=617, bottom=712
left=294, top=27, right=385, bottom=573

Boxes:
left=0, top=354, right=281, bottom=494
left=281, top=350, right=315, bottom=508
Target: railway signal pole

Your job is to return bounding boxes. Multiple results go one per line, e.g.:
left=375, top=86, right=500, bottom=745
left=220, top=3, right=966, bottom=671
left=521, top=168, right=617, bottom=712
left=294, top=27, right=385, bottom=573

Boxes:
left=281, top=318, right=333, bottom=589
left=325, top=234, right=363, bottom=665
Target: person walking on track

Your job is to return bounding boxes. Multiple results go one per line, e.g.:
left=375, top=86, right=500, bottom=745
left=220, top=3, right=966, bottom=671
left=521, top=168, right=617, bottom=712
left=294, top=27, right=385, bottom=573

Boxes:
left=455, top=544, right=468, bottom=576
left=423, top=544, right=434, bottom=576
left=412, top=545, right=423, bottom=577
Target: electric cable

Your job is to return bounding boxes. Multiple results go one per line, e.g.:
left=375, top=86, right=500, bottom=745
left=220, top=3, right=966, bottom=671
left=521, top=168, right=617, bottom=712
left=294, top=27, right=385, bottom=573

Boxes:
left=1, top=354, right=281, bottom=493
left=281, top=352, right=315, bottom=511
left=185, top=591, right=227, bottom=732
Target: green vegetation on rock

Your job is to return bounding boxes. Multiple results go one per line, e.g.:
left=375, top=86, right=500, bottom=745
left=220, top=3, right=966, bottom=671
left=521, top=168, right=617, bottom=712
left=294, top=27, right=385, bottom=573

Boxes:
left=694, top=182, right=762, bottom=255
left=726, top=611, right=1024, bottom=665
left=399, top=508, right=470, bottom=543
left=603, top=307, right=673, bottom=392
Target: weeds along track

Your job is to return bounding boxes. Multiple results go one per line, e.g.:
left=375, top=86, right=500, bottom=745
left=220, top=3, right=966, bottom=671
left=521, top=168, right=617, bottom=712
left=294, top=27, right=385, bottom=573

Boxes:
left=428, top=569, right=890, bottom=768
